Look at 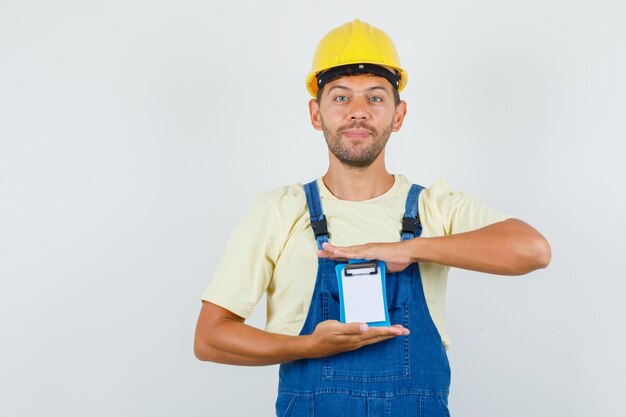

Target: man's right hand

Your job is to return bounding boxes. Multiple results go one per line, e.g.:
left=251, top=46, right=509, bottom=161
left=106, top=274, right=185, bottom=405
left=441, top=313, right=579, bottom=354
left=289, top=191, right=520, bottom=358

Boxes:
left=304, top=320, right=409, bottom=358
left=194, top=301, right=408, bottom=366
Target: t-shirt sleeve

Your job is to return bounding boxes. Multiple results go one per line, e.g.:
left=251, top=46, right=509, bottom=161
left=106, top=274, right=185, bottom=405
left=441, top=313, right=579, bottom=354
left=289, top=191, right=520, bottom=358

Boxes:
left=200, top=195, right=283, bottom=318
left=421, top=178, right=511, bottom=237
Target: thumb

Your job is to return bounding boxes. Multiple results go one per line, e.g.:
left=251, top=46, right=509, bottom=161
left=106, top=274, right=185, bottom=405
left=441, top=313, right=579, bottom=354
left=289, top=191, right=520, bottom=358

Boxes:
left=341, top=322, right=369, bottom=335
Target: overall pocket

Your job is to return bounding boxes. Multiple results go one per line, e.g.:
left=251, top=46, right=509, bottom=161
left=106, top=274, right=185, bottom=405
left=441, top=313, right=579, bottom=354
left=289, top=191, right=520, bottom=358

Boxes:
left=321, top=281, right=411, bottom=382
left=421, top=394, right=450, bottom=417
left=276, top=393, right=312, bottom=417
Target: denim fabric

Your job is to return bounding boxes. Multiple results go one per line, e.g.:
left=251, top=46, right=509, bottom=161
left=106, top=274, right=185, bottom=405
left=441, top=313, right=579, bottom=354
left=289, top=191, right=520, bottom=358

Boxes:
left=277, top=181, right=451, bottom=417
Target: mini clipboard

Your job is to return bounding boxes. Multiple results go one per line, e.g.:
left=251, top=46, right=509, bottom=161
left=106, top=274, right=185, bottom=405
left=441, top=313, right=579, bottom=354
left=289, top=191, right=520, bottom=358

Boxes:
left=335, top=260, right=390, bottom=327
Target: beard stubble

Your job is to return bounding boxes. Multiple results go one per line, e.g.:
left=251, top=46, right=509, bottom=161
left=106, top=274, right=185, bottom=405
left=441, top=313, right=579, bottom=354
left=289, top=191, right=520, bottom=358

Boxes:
left=321, top=118, right=393, bottom=168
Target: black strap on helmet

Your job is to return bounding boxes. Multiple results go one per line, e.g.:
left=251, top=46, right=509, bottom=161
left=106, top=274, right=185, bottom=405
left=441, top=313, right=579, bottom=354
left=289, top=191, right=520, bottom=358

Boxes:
left=317, top=63, right=400, bottom=92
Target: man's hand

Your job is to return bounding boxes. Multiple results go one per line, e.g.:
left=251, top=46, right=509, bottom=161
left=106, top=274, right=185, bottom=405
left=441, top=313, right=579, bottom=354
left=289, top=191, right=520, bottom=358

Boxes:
left=194, top=301, right=408, bottom=366
left=305, top=320, right=409, bottom=358
left=316, top=219, right=551, bottom=276
left=318, top=241, right=412, bottom=273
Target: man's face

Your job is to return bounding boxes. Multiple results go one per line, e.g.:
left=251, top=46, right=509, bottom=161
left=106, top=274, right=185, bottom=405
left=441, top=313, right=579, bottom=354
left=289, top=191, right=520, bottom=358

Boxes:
left=309, top=74, right=407, bottom=168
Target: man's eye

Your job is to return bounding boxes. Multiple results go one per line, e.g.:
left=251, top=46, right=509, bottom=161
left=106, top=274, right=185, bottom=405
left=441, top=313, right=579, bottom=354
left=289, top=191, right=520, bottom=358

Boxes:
left=334, top=96, right=349, bottom=102
left=369, top=96, right=383, bottom=103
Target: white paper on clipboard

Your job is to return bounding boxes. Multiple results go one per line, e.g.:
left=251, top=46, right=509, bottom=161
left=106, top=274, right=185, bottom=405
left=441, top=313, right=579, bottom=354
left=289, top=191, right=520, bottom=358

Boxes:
left=336, top=261, right=389, bottom=325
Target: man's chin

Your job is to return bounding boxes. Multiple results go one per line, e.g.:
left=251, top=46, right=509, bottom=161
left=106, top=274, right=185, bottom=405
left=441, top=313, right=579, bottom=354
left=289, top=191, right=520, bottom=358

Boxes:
left=337, top=155, right=377, bottom=168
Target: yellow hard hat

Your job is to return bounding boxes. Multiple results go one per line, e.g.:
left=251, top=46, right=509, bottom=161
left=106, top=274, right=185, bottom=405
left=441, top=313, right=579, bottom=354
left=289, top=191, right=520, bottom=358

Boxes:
left=306, top=19, right=408, bottom=97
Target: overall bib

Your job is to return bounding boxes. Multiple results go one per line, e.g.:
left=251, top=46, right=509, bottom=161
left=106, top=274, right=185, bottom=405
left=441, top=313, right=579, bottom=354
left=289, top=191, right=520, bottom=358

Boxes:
left=276, top=180, right=451, bottom=417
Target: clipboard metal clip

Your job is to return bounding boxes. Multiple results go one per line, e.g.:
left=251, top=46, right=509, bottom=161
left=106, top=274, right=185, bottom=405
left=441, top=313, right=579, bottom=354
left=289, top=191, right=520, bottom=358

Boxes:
left=344, top=262, right=378, bottom=276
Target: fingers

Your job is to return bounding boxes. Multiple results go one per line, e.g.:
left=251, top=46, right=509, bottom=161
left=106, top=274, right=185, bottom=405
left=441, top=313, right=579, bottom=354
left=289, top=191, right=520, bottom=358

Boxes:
left=319, top=242, right=370, bottom=260
left=391, top=324, right=411, bottom=335
left=329, top=321, right=409, bottom=337
left=328, top=242, right=361, bottom=258
left=362, top=325, right=409, bottom=337
left=311, top=321, right=410, bottom=358
left=316, top=248, right=348, bottom=261
left=316, top=320, right=362, bottom=335
left=322, top=242, right=347, bottom=257
left=317, top=243, right=349, bottom=260
left=356, top=325, right=409, bottom=347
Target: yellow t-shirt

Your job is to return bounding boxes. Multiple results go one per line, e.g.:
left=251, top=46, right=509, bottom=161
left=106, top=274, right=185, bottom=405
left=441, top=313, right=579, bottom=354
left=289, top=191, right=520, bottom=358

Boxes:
left=201, top=174, right=510, bottom=349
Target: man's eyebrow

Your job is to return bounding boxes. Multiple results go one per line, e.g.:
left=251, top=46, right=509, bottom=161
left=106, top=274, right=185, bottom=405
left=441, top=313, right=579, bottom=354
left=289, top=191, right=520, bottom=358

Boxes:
left=367, top=86, right=391, bottom=95
left=327, top=84, right=391, bottom=94
left=327, top=85, right=351, bottom=93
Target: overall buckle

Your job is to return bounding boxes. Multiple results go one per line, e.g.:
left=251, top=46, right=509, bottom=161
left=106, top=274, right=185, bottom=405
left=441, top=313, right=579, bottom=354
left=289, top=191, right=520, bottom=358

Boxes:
left=402, top=216, right=421, bottom=235
left=311, top=217, right=328, bottom=237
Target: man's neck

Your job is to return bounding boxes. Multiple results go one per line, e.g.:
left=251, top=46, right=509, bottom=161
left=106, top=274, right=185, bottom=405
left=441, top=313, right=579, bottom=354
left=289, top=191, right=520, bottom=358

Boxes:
left=322, top=153, right=394, bottom=201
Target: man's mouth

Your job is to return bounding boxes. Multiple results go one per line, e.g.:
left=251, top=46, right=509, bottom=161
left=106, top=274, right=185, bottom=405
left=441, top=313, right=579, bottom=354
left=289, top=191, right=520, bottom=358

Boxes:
left=343, top=129, right=371, bottom=139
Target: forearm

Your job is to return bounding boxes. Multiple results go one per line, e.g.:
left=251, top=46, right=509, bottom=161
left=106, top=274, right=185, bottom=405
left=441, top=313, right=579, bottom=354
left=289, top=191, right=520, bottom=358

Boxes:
left=194, top=302, right=409, bottom=366
left=407, top=218, right=551, bottom=275
left=194, top=316, right=310, bottom=366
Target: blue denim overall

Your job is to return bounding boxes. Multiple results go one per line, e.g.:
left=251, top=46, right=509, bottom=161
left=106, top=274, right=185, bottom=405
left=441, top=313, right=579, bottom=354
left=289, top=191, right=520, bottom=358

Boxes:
left=276, top=180, right=451, bottom=417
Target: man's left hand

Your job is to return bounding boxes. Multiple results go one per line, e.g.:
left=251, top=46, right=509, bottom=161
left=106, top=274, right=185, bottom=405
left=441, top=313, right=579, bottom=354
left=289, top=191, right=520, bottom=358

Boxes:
left=317, top=241, right=412, bottom=273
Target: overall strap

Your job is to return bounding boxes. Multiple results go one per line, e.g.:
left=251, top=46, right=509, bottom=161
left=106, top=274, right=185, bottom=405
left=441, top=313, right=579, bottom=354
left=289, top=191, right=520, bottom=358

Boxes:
left=401, top=184, right=425, bottom=241
left=304, top=180, right=329, bottom=250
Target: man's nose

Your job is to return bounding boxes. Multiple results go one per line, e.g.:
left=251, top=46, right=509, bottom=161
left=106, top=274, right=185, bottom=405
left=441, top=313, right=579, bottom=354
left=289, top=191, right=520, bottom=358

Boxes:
left=348, top=97, right=369, bottom=120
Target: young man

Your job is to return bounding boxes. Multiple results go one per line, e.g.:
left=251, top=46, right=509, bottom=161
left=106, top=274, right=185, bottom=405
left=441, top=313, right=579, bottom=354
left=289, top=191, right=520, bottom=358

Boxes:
left=194, top=19, right=550, bottom=416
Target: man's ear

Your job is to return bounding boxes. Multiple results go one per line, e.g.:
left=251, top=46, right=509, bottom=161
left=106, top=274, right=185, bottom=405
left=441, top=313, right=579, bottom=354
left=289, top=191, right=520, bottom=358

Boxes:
left=391, top=100, right=407, bottom=132
left=309, top=99, right=322, bottom=131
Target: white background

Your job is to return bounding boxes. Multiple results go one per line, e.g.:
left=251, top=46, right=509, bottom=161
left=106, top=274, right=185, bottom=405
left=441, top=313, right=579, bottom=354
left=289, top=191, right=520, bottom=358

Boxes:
left=1, top=1, right=625, bottom=416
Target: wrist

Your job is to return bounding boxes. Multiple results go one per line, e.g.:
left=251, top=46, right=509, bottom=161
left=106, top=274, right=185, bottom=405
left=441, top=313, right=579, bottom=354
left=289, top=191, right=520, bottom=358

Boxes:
left=405, top=237, right=424, bottom=263
left=290, top=334, right=314, bottom=360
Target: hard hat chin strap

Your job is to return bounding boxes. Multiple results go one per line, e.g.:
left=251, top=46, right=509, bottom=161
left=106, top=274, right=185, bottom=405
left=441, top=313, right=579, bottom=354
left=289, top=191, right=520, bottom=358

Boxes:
left=316, top=63, right=400, bottom=92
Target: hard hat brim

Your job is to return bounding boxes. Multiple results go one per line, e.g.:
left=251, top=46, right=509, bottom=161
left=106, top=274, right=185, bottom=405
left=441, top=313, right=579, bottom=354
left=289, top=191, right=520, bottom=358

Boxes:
left=306, top=63, right=407, bottom=97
